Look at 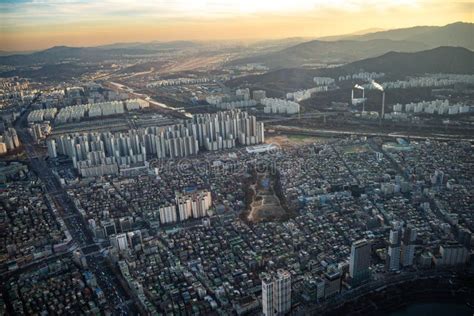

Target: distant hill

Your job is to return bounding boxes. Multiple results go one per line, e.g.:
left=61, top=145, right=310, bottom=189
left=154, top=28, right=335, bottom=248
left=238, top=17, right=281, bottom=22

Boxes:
left=97, top=40, right=198, bottom=51
left=228, top=68, right=321, bottom=96
left=0, top=62, right=93, bottom=81
left=317, top=28, right=385, bottom=41
left=321, top=22, right=474, bottom=49
left=337, top=46, right=474, bottom=75
left=227, top=46, right=474, bottom=94
left=229, top=22, right=474, bottom=69
left=0, top=41, right=200, bottom=66
left=229, top=39, right=429, bottom=69
left=0, top=50, right=37, bottom=57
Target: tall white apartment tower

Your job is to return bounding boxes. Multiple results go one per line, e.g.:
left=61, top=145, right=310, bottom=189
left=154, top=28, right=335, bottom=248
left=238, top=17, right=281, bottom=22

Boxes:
left=262, top=277, right=274, bottom=316
left=387, top=226, right=402, bottom=271
left=274, top=269, right=291, bottom=315
left=262, top=270, right=291, bottom=316
left=47, top=139, right=57, bottom=158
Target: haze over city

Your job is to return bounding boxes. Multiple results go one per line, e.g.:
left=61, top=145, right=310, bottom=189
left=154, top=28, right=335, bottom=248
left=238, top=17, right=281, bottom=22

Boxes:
left=1, top=0, right=473, bottom=50
left=0, top=1, right=473, bottom=316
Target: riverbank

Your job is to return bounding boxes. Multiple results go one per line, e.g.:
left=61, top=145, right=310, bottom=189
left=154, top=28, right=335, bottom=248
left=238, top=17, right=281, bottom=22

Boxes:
left=390, top=302, right=472, bottom=316
left=324, top=271, right=474, bottom=316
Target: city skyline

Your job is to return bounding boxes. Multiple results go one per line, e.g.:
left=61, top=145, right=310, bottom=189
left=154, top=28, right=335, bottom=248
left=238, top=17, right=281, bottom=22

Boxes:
left=0, top=1, right=473, bottom=315
left=1, top=0, right=473, bottom=51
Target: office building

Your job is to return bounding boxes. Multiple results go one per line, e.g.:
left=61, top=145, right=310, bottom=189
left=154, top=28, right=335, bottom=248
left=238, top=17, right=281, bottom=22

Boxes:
left=127, top=230, right=143, bottom=250
left=111, top=233, right=129, bottom=252
left=349, top=239, right=371, bottom=284
left=315, top=277, right=325, bottom=301
left=102, top=219, right=117, bottom=237
left=324, top=268, right=341, bottom=298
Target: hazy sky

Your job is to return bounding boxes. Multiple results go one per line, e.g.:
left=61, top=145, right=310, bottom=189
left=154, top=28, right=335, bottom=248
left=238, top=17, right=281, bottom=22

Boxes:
left=0, top=0, right=472, bottom=51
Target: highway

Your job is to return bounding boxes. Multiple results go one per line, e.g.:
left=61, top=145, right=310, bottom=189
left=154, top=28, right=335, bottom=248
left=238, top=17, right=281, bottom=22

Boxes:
left=13, top=104, right=137, bottom=314
left=267, top=124, right=474, bottom=142
left=103, top=81, right=193, bottom=119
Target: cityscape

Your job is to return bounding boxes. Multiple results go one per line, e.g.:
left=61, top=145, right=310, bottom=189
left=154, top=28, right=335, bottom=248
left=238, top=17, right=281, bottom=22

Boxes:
left=0, top=1, right=473, bottom=315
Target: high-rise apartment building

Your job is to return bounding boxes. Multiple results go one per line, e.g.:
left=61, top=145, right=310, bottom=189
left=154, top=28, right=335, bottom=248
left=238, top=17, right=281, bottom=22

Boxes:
left=47, top=109, right=264, bottom=177
left=176, top=190, right=212, bottom=221
left=262, top=277, right=274, bottom=316
left=387, top=226, right=401, bottom=271
left=262, top=269, right=291, bottom=316
left=401, top=225, right=417, bottom=267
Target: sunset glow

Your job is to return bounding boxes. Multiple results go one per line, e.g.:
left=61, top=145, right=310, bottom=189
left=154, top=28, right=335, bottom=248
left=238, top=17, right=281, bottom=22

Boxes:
left=1, top=0, right=473, bottom=50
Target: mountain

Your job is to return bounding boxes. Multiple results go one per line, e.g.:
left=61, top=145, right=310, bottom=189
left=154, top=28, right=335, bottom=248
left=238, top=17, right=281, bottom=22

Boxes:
left=229, top=39, right=429, bottom=69
left=334, top=25, right=434, bottom=42
left=323, top=22, right=474, bottom=50
left=97, top=40, right=198, bottom=50
left=336, top=46, right=474, bottom=75
left=317, top=28, right=385, bottom=41
left=405, top=22, right=474, bottom=49
left=228, top=68, right=321, bottom=95
left=0, top=62, right=93, bottom=81
left=229, top=22, right=474, bottom=69
left=246, top=37, right=312, bottom=52
left=0, top=50, right=37, bottom=57
left=227, top=47, right=474, bottom=94
left=0, top=41, right=200, bottom=66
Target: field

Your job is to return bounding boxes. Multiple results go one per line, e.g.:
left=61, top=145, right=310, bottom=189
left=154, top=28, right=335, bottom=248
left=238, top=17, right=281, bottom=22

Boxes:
left=265, top=134, right=329, bottom=149
left=247, top=174, right=286, bottom=223
left=341, top=144, right=371, bottom=154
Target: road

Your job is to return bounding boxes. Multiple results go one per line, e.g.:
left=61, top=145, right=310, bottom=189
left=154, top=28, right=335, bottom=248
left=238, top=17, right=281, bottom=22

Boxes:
left=268, top=124, right=474, bottom=142
left=13, top=105, right=138, bottom=314
left=103, top=81, right=193, bottom=119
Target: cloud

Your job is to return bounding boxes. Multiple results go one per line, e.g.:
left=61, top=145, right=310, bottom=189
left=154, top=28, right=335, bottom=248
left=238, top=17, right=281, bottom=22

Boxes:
left=1, top=0, right=425, bottom=28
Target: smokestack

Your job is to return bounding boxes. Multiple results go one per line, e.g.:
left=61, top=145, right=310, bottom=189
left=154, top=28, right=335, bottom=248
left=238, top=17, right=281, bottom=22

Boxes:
left=362, top=89, right=365, bottom=112
left=379, top=91, right=386, bottom=125
left=371, top=80, right=384, bottom=92
left=382, top=92, right=385, bottom=119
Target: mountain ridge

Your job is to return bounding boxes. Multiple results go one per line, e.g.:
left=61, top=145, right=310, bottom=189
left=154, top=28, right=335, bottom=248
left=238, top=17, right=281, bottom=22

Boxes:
left=226, top=46, right=474, bottom=94
left=229, top=22, right=474, bottom=69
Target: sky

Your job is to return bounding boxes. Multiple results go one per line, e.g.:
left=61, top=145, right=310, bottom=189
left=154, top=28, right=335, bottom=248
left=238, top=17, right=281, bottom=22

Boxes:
left=0, top=0, right=472, bottom=51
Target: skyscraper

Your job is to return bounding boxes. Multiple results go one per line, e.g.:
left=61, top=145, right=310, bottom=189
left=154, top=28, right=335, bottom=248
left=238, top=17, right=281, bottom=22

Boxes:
left=387, top=226, right=401, bottom=271
left=47, top=138, right=57, bottom=158
left=401, top=225, right=417, bottom=267
left=274, top=269, right=291, bottom=315
left=349, top=239, right=371, bottom=284
left=262, top=277, right=274, bottom=316
left=261, top=269, right=291, bottom=316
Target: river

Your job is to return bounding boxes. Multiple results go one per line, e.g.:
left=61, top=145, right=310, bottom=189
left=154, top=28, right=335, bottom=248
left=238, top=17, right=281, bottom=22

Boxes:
left=390, top=302, right=472, bottom=316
